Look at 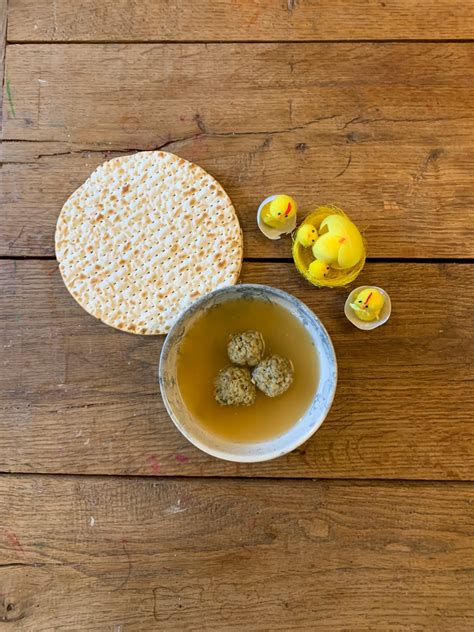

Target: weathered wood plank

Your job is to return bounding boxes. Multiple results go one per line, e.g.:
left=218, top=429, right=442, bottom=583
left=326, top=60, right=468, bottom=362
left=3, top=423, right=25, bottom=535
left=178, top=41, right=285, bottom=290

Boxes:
left=1, top=475, right=473, bottom=630
left=0, top=0, right=7, bottom=134
left=2, top=136, right=473, bottom=258
left=1, top=260, right=472, bottom=479
left=2, top=43, right=473, bottom=258
left=7, top=0, right=474, bottom=42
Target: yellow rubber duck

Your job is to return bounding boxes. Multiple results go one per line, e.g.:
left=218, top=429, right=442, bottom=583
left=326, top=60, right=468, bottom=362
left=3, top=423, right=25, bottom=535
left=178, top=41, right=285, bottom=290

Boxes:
left=261, top=194, right=297, bottom=229
left=350, top=288, right=385, bottom=321
left=312, top=214, right=363, bottom=269
left=296, top=223, right=318, bottom=247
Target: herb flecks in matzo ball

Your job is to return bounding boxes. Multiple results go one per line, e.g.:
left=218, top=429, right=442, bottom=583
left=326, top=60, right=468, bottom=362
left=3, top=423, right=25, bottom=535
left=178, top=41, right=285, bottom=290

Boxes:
left=214, top=366, right=257, bottom=407
left=227, top=330, right=265, bottom=367
left=252, top=355, right=294, bottom=398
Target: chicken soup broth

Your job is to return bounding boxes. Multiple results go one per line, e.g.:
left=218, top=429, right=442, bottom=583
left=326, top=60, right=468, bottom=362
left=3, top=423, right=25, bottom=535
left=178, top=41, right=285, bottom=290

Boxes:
left=176, top=297, right=319, bottom=442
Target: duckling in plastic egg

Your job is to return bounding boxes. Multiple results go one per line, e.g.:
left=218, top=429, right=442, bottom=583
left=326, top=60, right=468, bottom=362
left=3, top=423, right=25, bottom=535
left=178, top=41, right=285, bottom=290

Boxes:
left=296, top=223, right=318, bottom=247
left=350, top=288, right=385, bottom=321
left=257, top=194, right=297, bottom=240
left=344, top=286, right=391, bottom=331
left=312, top=214, right=364, bottom=269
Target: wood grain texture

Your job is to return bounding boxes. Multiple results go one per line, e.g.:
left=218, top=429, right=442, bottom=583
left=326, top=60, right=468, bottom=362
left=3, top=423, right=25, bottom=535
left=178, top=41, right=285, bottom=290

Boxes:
left=1, top=260, right=472, bottom=479
left=7, top=0, right=474, bottom=42
left=1, top=475, right=473, bottom=630
left=2, top=138, right=474, bottom=260
left=2, top=6, right=473, bottom=626
left=2, top=43, right=474, bottom=258
left=0, top=0, right=6, bottom=134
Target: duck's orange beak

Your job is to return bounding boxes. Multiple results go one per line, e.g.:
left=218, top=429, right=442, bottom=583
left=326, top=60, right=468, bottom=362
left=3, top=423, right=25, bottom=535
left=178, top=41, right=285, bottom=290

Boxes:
left=284, top=202, right=292, bottom=217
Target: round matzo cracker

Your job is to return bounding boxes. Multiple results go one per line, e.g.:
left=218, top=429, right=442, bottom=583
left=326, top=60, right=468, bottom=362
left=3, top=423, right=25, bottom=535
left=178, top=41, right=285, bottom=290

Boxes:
left=55, top=151, right=243, bottom=335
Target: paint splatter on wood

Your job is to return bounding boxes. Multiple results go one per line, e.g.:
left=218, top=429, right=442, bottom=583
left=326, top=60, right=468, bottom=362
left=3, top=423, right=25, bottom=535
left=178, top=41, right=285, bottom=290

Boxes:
left=5, top=530, right=24, bottom=553
left=175, top=453, right=189, bottom=463
left=5, top=79, right=16, bottom=118
left=147, top=455, right=161, bottom=473
left=164, top=497, right=187, bottom=515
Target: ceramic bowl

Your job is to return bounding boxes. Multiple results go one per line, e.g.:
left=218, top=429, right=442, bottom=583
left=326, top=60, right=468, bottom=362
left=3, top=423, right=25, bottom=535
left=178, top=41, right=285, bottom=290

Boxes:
left=158, top=284, right=337, bottom=462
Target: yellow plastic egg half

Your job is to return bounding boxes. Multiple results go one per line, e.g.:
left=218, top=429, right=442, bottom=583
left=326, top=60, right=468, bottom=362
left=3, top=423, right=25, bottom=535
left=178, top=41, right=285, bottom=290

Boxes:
left=312, top=233, right=341, bottom=264
left=319, top=214, right=364, bottom=269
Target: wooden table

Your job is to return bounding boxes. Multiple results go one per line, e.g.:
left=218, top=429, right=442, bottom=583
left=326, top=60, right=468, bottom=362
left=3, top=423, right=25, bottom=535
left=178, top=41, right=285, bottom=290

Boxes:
left=1, top=1, right=473, bottom=629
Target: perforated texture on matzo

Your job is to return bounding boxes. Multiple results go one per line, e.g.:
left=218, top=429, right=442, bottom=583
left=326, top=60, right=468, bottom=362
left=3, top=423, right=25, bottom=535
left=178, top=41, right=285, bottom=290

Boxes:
left=55, top=151, right=243, bottom=334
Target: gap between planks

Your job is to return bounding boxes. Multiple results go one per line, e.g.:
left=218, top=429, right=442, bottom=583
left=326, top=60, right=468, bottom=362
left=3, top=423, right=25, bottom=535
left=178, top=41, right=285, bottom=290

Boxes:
left=0, top=0, right=8, bottom=132
left=0, top=471, right=473, bottom=486
left=1, top=255, right=473, bottom=264
left=6, top=39, right=474, bottom=45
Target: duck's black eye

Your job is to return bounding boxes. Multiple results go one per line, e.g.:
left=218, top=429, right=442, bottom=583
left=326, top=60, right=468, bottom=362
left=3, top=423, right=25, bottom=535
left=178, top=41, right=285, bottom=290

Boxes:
left=365, top=305, right=369, bottom=308
left=358, top=300, right=362, bottom=303
left=278, top=212, right=281, bottom=216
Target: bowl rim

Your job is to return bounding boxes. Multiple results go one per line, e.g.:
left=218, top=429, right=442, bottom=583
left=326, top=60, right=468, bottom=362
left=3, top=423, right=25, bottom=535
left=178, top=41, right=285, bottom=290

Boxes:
left=159, top=283, right=337, bottom=462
